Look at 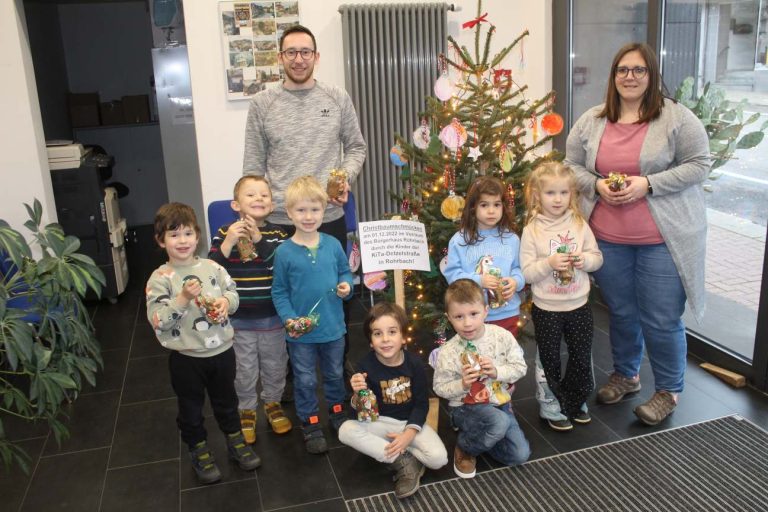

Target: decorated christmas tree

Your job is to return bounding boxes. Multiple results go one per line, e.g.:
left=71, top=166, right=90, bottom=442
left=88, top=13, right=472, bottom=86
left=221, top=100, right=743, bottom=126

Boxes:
left=386, top=0, right=563, bottom=342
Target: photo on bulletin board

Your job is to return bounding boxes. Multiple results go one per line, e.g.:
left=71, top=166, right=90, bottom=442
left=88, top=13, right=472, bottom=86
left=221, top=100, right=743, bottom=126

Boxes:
left=219, top=1, right=301, bottom=100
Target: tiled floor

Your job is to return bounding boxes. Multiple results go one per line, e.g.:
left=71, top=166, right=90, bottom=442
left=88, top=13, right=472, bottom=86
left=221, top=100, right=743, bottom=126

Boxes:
left=2, top=240, right=768, bottom=512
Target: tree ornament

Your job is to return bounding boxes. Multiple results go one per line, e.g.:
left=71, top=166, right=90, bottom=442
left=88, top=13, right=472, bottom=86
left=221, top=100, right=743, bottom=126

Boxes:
left=389, top=144, right=408, bottom=166
left=530, top=113, right=539, bottom=144
left=439, top=118, right=468, bottom=151
left=441, top=192, right=465, bottom=221
left=468, top=145, right=483, bottom=161
left=493, top=68, right=511, bottom=94
left=348, top=241, right=360, bottom=272
left=540, top=95, right=563, bottom=136
left=412, top=119, right=431, bottom=149
left=499, top=145, right=513, bottom=172
left=541, top=112, right=564, bottom=136
left=364, top=271, right=388, bottom=291
left=462, top=12, right=488, bottom=29
left=506, top=183, right=515, bottom=210
left=434, top=55, right=454, bottom=101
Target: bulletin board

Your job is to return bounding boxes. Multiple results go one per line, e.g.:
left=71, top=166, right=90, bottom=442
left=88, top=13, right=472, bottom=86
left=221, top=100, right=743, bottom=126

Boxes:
left=219, top=1, right=301, bottom=100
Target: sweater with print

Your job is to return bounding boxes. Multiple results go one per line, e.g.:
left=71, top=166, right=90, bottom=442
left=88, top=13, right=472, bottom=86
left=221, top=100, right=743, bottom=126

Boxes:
left=242, top=80, right=367, bottom=224
left=353, top=350, right=428, bottom=429
left=520, top=210, right=603, bottom=312
left=433, top=324, right=527, bottom=408
left=442, top=227, right=526, bottom=322
left=208, top=221, right=288, bottom=321
left=146, top=258, right=239, bottom=357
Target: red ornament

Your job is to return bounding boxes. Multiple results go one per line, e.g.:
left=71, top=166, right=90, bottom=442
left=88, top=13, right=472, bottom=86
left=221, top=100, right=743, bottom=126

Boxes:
left=506, top=184, right=515, bottom=211
left=541, top=112, right=564, bottom=136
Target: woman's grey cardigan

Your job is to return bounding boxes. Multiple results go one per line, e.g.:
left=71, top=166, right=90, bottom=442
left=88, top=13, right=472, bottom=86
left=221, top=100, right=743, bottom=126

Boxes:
left=564, top=98, right=710, bottom=321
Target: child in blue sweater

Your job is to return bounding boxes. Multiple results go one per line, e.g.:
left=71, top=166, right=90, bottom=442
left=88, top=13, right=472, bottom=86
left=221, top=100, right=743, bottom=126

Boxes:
left=271, top=176, right=354, bottom=454
left=442, top=176, right=525, bottom=335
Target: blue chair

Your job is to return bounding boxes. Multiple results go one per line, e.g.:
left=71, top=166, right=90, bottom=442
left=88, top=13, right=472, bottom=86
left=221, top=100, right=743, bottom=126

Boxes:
left=207, top=200, right=238, bottom=240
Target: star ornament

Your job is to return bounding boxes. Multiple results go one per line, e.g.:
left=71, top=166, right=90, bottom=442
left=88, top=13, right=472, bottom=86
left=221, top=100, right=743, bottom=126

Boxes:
left=468, top=145, right=483, bottom=161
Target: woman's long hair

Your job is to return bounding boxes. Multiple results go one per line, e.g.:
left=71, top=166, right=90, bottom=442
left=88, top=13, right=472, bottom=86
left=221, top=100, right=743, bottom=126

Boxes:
left=598, top=42, right=668, bottom=123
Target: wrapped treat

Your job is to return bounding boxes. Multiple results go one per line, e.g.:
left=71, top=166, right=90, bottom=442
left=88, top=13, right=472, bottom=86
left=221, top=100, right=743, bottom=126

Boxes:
left=487, top=267, right=507, bottom=309
left=460, top=341, right=482, bottom=372
left=605, top=172, right=628, bottom=192
left=285, top=312, right=320, bottom=336
left=554, top=245, right=574, bottom=286
left=356, top=389, right=379, bottom=422
left=326, top=169, right=348, bottom=201
left=195, top=294, right=225, bottom=324
left=236, top=236, right=257, bottom=262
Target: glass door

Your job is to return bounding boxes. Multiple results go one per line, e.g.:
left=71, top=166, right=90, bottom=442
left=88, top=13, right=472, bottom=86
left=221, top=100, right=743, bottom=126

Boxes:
left=555, top=0, right=768, bottom=389
left=663, top=0, right=767, bottom=366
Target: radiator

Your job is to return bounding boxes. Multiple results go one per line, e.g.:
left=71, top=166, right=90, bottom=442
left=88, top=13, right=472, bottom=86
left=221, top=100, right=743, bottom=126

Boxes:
left=339, top=3, right=451, bottom=222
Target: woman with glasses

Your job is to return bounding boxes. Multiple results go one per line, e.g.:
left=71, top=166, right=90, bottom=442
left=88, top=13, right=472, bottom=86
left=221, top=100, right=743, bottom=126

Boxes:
left=565, top=43, right=709, bottom=426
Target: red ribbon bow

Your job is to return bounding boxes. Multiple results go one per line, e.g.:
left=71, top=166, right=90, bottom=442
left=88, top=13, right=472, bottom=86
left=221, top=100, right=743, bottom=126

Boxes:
left=462, top=12, right=488, bottom=29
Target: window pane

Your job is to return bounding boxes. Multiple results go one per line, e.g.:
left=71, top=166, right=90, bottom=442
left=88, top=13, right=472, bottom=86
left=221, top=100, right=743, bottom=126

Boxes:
left=572, top=1, right=648, bottom=121
left=664, top=0, right=767, bottom=361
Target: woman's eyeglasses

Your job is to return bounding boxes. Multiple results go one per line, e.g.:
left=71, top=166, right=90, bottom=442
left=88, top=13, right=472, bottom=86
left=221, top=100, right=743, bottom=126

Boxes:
left=280, top=48, right=315, bottom=60
left=615, top=66, right=648, bottom=79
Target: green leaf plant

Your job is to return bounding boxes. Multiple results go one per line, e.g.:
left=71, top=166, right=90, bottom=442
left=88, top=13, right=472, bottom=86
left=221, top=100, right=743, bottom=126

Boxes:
left=0, top=199, right=105, bottom=472
left=675, top=76, right=766, bottom=190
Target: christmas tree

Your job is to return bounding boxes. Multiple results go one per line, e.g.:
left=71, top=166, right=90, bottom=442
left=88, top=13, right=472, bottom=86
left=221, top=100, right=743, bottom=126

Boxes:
left=386, top=0, right=563, bottom=342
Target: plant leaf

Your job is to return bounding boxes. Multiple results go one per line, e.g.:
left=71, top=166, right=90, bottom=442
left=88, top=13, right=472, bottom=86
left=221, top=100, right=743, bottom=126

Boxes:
left=736, top=131, right=764, bottom=149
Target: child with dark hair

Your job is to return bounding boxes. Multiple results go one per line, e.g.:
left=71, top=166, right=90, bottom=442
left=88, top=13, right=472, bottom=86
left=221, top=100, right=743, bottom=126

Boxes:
left=338, top=302, right=447, bottom=499
left=146, top=202, right=260, bottom=484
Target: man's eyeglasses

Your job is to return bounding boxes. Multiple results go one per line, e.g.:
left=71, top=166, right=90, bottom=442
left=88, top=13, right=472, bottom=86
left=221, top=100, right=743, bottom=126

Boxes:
left=280, top=48, right=315, bottom=60
left=615, top=66, right=648, bottom=79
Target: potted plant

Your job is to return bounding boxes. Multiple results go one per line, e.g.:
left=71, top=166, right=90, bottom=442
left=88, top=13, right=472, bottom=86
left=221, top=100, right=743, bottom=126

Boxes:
left=675, top=77, right=767, bottom=190
left=0, top=200, right=105, bottom=472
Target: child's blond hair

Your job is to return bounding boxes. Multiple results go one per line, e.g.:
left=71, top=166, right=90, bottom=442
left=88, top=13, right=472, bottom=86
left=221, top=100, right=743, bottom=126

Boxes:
left=524, top=162, right=585, bottom=226
left=233, top=175, right=271, bottom=200
left=284, top=175, right=328, bottom=210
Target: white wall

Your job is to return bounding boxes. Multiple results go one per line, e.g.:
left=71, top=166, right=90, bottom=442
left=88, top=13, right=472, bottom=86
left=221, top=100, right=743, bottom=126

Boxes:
left=0, top=0, right=549, bottom=240
left=184, top=0, right=551, bottom=214
left=0, top=0, right=56, bottom=237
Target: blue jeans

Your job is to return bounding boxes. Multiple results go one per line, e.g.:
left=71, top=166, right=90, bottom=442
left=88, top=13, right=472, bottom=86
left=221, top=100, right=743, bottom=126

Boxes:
left=287, top=338, right=346, bottom=423
left=451, top=403, right=530, bottom=466
left=592, top=240, right=687, bottom=393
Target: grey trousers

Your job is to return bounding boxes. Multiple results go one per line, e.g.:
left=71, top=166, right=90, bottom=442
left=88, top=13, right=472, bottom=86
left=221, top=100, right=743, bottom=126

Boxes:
left=233, top=327, right=289, bottom=410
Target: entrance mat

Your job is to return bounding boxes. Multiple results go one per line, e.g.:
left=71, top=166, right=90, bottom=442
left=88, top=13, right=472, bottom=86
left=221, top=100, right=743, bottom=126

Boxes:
left=346, top=415, right=768, bottom=512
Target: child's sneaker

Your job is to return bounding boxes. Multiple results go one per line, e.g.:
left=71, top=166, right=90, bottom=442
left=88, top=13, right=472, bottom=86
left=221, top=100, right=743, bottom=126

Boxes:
left=328, top=403, right=348, bottom=432
left=189, top=440, right=222, bottom=484
left=226, top=432, right=262, bottom=471
left=239, top=409, right=257, bottom=444
left=301, top=418, right=328, bottom=454
left=571, top=410, right=591, bottom=424
left=547, top=417, right=574, bottom=431
left=264, top=401, right=292, bottom=434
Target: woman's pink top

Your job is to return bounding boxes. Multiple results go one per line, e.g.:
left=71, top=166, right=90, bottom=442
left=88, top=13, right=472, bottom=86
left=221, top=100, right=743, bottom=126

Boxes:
left=591, top=122, right=663, bottom=244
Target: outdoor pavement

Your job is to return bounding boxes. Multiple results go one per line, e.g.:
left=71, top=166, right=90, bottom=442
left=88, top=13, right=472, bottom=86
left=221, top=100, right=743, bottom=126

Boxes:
left=706, top=208, right=766, bottom=312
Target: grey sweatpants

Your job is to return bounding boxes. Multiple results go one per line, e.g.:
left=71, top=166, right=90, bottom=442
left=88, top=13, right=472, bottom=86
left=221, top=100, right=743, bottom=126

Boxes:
left=233, top=327, right=289, bottom=410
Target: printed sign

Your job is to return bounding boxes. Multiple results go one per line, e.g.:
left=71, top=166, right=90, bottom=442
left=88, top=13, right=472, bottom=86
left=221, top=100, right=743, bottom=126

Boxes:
left=359, top=220, right=430, bottom=273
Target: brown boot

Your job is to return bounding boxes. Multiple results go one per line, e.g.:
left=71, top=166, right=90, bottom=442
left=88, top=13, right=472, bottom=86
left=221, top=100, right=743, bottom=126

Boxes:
left=388, top=451, right=425, bottom=499
left=453, top=445, right=476, bottom=479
